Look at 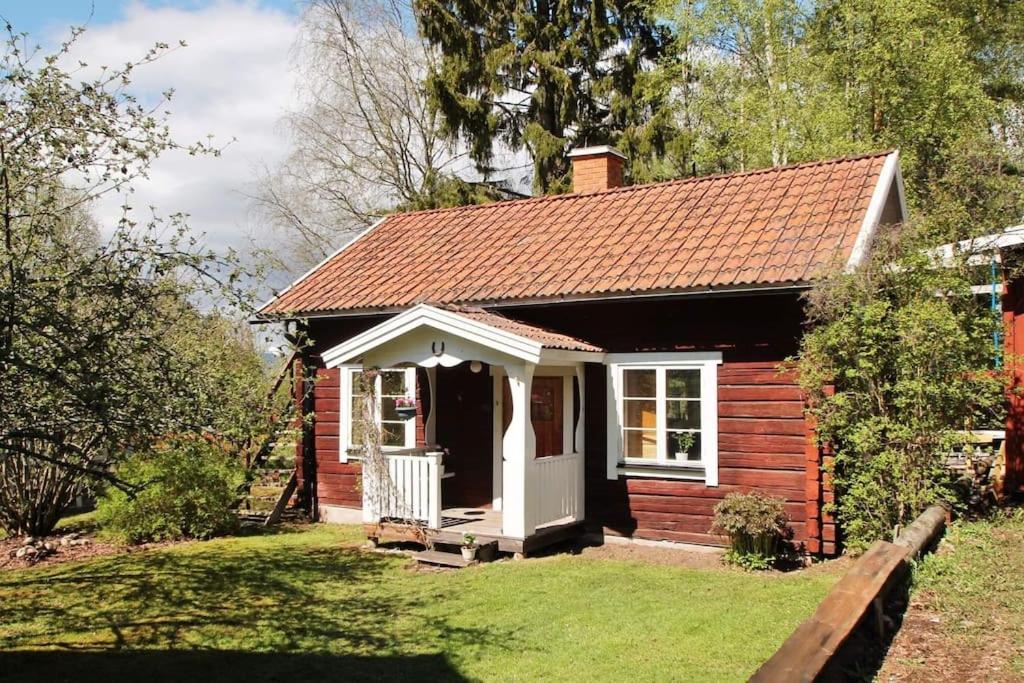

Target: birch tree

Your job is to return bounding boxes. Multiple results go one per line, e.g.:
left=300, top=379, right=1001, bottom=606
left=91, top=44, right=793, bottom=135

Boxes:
left=256, top=0, right=487, bottom=272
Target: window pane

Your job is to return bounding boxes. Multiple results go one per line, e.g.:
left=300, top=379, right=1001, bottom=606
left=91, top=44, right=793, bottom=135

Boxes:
left=381, top=397, right=401, bottom=421
left=381, top=422, right=404, bottom=446
left=666, top=399, right=700, bottom=429
left=351, top=370, right=366, bottom=395
left=624, top=399, right=657, bottom=429
left=667, top=369, right=700, bottom=398
left=380, top=370, right=406, bottom=396
left=624, top=429, right=657, bottom=459
left=350, top=396, right=366, bottom=422
left=666, top=431, right=701, bottom=462
left=531, top=382, right=557, bottom=421
left=352, top=413, right=364, bottom=446
left=623, top=369, right=656, bottom=397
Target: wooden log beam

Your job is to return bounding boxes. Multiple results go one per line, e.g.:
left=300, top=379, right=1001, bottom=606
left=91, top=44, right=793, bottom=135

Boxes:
left=893, top=505, right=947, bottom=559
left=750, top=505, right=948, bottom=682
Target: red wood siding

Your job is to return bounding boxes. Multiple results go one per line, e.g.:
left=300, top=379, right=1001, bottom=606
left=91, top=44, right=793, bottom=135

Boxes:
left=584, top=358, right=820, bottom=549
left=312, top=367, right=362, bottom=507
left=296, top=316, right=387, bottom=513
left=1004, top=273, right=1024, bottom=492
left=296, top=292, right=833, bottom=552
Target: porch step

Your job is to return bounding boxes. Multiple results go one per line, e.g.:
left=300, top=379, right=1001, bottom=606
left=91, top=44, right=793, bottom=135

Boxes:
left=412, top=549, right=473, bottom=568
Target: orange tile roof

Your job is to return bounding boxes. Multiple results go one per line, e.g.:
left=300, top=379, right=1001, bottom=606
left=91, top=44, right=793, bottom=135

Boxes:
left=439, top=305, right=604, bottom=352
left=262, top=152, right=893, bottom=315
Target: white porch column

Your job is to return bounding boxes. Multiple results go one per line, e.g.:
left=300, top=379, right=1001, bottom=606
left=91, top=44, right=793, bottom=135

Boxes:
left=562, top=375, right=574, bottom=456
left=502, top=363, right=536, bottom=539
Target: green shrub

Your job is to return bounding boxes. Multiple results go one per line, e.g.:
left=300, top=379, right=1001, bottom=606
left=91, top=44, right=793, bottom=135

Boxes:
left=97, top=439, right=244, bottom=543
left=796, top=232, right=1006, bottom=552
left=712, top=492, right=789, bottom=570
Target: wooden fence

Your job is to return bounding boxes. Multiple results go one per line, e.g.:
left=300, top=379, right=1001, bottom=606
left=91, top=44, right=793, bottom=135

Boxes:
left=750, top=505, right=948, bottom=682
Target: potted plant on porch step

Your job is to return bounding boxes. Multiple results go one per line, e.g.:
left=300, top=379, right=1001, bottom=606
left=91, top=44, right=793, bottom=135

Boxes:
left=394, top=397, right=417, bottom=420
left=461, top=533, right=477, bottom=562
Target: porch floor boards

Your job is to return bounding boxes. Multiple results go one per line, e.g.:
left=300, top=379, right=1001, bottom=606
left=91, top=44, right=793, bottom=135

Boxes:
left=367, top=506, right=584, bottom=556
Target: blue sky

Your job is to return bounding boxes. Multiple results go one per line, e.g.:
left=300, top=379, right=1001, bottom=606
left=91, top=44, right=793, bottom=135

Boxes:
left=0, top=1, right=299, bottom=37
left=0, top=1, right=305, bottom=293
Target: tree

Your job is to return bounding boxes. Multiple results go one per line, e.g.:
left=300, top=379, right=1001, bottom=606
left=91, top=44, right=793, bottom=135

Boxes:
left=0, top=26, right=250, bottom=536
left=95, top=314, right=284, bottom=543
left=415, top=0, right=678, bottom=193
left=666, top=0, right=856, bottom=174
left=797, top=228, right=1006, bottom=550
left=255, top=0, right=496, bottom=272
left=807, top=0, right=1015, bottom=206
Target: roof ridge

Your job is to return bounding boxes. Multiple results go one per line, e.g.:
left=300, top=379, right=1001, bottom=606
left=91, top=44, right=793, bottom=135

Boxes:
left=380, top=150, right=897, bottom=222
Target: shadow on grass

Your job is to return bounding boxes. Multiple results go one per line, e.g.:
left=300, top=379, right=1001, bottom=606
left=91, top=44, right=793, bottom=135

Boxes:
left=0, top=537, right=515, bottom=680
left=0, top=650, right=469, bottom=682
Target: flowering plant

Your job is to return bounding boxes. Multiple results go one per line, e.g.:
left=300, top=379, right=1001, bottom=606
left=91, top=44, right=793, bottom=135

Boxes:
left=395, top=397, right=416, bottom=408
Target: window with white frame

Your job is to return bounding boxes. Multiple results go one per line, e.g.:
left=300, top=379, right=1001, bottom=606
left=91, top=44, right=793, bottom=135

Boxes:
left=340, top=366, right=417, bottom=460
left=607, top=353, right=721, bottom=484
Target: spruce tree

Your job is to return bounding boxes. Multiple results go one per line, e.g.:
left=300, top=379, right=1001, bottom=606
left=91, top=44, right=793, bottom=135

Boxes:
left=414, top=0, right=677, bottom=193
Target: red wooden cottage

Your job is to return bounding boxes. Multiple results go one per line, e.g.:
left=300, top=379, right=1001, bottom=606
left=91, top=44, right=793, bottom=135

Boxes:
left=259, top=147, right=908, bottom=557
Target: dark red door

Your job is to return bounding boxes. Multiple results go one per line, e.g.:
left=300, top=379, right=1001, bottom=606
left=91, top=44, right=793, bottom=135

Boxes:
left=502, top=376, right=565, bottom=457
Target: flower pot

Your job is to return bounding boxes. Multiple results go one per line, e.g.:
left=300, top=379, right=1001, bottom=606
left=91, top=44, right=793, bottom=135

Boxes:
left=395, top=406, right=417, bottom=420
left=461, top=546, right=477, bottom=562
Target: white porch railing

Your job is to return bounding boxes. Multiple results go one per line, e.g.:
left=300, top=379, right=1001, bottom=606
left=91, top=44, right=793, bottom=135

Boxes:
left=533, top=452, right=582, bottom=527
left=362, top=451, right=443, bottom=529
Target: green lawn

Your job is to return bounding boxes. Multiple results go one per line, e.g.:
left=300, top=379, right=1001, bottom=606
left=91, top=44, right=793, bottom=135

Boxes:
left=0, top=524, right=836, bottom=682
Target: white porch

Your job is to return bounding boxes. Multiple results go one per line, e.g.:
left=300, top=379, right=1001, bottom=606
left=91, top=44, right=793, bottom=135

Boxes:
left=320, top=304, right=604, bottom=548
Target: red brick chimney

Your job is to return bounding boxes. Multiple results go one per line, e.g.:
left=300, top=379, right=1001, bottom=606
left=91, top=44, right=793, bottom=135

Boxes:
left=568, top=145, right=626, bottom=193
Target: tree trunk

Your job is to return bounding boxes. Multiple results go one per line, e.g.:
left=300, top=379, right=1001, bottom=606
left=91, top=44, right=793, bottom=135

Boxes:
left=0, top=446, right=81, bottom=537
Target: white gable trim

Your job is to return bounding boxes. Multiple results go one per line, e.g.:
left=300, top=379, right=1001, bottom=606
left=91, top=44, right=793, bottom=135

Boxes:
left=321, top=304, right=548, bottom=368
left=845, top=151, right=906, bottom=271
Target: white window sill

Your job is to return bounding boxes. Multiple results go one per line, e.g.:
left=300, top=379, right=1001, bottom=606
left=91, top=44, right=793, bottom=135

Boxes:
left=617, top=463, right=707, bottom=482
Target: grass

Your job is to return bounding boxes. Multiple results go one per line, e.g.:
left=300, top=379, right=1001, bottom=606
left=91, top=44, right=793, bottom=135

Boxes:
left=0, top=524, right=837, bottom=682
left=909, top=507, right=1024, bottom=674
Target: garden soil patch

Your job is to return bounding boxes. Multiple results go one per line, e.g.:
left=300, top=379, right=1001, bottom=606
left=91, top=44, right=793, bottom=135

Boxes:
left=877, top=596, right=1021, bottom=682
left=574, top=538, right=851, bottom=577
left=0, top=535, right=176, bottom=571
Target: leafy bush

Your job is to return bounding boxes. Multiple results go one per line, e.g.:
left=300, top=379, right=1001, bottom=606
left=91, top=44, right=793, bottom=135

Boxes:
left=712, top=492, right=789, bottom=570
left=798, top=230, right=1006, bottom=552
left=97, top=440, right=244, bottom=543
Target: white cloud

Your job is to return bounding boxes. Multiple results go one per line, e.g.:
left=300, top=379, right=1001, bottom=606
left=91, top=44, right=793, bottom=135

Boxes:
left=56, top=0, right=299, bottom=257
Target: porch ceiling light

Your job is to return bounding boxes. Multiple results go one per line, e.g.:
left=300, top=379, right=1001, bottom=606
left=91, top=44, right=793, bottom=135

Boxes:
left=470, top=360, right=483, bottom=373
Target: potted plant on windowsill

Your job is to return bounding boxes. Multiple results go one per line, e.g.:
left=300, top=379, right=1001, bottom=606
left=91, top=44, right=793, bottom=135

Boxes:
left=394, top=397, right=417, bottom=420
left=460, top=533, right=477, bottom=562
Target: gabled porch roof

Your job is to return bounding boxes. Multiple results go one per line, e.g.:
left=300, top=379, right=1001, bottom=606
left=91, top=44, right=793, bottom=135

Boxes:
left=321, top=303, right=605, bottom=369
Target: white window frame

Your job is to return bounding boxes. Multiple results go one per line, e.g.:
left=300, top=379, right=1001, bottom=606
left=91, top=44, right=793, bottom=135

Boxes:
left=339, top=365, right=417, bottom=462
left=606, top=352, right=721, bottom=485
